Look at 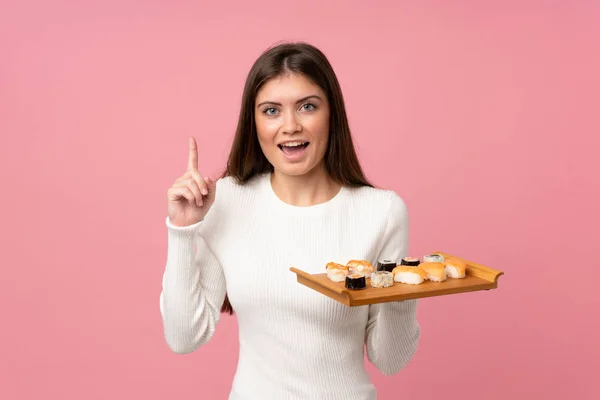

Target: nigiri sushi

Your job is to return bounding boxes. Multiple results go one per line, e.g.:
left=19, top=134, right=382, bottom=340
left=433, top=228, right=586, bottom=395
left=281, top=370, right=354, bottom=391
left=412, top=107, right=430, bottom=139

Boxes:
left=392, top=265, right=428, bottom=285
left=419, top=262, right=447, bottom=282
left=326, top=262, right=349, bottom=282
left=444, top=258, right=467, bottom=279
left=346, top=260, right=374, bottom=276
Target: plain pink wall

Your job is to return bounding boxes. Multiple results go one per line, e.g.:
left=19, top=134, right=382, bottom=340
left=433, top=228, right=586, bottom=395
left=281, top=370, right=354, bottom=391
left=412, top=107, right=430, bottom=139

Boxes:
left=1, top=0, right=598, bottom=399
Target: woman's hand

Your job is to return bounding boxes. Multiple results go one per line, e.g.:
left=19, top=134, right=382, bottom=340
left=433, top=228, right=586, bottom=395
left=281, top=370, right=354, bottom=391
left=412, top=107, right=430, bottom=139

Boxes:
left=167, top=137, right=216, bottom=227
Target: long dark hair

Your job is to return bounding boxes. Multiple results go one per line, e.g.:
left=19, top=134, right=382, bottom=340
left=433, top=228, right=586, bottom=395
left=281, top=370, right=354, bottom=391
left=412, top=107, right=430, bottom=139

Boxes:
left=219, top=41, right=373, bottom=314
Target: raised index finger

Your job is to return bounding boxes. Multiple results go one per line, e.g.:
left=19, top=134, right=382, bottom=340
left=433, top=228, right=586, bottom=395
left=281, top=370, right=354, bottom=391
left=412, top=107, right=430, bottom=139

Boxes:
left=187, top=136, right=198, bottom=170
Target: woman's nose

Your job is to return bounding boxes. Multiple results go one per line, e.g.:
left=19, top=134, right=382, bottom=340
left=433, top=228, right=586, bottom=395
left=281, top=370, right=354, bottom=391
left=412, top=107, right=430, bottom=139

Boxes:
left=281, top=110, right=301, bottom=134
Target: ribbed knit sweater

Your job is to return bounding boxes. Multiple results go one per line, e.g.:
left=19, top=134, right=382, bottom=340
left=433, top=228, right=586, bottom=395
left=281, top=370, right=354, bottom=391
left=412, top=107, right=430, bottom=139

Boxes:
left=159, top=172, right=420, bottom=399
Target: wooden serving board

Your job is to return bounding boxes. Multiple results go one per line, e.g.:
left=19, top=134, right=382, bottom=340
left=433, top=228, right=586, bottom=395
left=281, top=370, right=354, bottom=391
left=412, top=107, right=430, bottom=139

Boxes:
left=290, top=251, right=504, bottom=306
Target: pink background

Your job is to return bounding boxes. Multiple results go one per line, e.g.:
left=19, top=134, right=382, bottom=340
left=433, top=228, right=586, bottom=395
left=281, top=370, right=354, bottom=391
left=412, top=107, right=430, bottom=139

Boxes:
left=1, top=1, right=598, bottom=399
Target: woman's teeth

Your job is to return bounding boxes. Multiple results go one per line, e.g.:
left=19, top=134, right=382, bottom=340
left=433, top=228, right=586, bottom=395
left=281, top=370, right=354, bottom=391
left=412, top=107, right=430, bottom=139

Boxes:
left=279, top=141, right=307, bottom=148
left=278, top=141, right=309, bottom=156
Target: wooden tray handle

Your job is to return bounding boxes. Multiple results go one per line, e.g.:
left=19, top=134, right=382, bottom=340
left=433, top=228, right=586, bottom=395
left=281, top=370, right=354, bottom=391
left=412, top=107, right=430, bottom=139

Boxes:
left=436, top=251, right=504, bottom=283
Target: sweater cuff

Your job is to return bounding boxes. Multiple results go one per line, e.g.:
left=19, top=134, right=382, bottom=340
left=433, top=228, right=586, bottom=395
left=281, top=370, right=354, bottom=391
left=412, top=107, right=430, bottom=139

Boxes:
left=165, top=217, right=202, bottom=256
left=165, top=217, right=202, bottom=271
left=165, top=217, right=202, bottom=237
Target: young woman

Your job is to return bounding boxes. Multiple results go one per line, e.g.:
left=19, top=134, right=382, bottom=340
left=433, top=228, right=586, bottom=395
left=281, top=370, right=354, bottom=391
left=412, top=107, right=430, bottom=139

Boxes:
left=160, top=42, right=420, bottom=399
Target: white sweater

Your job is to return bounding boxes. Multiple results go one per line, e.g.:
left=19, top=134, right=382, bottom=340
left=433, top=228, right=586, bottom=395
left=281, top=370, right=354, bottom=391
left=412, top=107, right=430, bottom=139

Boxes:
left=160, top=172, right=420, bottom=400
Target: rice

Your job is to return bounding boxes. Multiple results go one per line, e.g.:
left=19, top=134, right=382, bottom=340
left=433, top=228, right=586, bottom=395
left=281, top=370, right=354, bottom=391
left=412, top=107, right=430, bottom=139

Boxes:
left=445, top=264, right=466, bottom=279
left=327, top=268, right=347, bottom=282
left=426, top=272, right=446, bottom=282
left=394, top=271, right=425, bottom=285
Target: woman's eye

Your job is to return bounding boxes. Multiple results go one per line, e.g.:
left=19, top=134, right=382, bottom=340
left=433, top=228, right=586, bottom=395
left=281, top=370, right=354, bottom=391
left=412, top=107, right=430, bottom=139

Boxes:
left=302, top=103, right=316, bottom=111
left=264, top=108, right=278, bottom=115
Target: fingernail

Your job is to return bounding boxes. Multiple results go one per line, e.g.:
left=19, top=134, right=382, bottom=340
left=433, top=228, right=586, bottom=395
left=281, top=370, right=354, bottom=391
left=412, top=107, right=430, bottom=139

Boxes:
left=202, top=188, right=208, bottom=195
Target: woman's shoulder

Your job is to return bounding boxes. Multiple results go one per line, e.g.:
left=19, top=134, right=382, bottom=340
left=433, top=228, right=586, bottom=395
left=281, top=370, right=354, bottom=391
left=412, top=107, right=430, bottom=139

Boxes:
left=213, top=173, right=266, bottom=204
left=201, top=174, right=265, bottom=225
left=344, top=186, right=409, bottom=240
left=345, top=184, right=408, bottom=213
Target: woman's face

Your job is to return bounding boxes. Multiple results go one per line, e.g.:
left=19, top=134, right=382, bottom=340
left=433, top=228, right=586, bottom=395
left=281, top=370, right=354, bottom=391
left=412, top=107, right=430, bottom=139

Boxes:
left=254, top=73, right=330, bottom=178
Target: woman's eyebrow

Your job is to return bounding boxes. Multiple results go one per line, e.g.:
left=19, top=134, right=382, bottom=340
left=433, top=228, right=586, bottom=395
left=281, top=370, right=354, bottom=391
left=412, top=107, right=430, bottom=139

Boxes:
left=256, top=95, right=322, bottom=108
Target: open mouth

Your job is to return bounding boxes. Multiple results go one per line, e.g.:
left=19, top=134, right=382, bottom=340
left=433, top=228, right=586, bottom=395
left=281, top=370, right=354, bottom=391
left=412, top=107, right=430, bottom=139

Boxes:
left=278, top=141, right=310, bottom=156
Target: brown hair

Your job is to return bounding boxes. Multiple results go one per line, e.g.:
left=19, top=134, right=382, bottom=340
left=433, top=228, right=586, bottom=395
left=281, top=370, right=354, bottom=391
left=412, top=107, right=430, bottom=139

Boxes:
left=219, top=41, right=373, bottom=314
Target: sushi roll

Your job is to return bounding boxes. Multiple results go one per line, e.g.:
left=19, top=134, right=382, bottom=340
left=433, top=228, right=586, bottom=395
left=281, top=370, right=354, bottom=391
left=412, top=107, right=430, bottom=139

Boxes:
left=400, top=257, right=420, bottom=267
left=345, top=273, right=367, bottom=290
left=392, top=266, right=428, bottom=285
left=419, top=262, right=447, bottom=282
left=423, top=253, right=444, bottom=263
left=376, top=259, right=397, bottom=272
left=444, top=257, right=467, bottom=279
left=370, top=271, right=394, bottom=288
left=346, top=260, right=374, bottom=276
left=326, top=262, right=349, bottom=282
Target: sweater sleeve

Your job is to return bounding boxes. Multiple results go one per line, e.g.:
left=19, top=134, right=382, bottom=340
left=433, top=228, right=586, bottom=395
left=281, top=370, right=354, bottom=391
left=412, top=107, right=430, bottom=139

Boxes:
left=159, top=215, right=227, bottom=355
left=364, top=191, right=421, bottom=375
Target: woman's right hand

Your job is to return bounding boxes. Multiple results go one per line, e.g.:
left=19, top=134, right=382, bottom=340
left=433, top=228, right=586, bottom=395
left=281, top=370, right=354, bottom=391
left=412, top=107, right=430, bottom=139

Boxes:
left=167, top=137, right=217, bottom=227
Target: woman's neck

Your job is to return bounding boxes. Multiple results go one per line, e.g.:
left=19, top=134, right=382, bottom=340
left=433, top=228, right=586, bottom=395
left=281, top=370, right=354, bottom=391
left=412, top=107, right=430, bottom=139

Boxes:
left=270, top=166, right=341, bottom=207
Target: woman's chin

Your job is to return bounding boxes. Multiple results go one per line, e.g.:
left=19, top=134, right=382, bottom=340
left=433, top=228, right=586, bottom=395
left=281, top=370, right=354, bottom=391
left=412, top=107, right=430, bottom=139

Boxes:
left=275, top=165, right=310, bottom=177
left=273, top=160, right=325, bottom=178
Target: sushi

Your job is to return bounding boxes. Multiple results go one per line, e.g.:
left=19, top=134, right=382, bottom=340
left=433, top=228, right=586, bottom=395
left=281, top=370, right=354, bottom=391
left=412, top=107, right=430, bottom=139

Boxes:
left=400, top=257, right=420, bottom=267
left=444, top=257, right=467, bottom=279
left=392, top=265, right=428, bottom=285
left=370, top=271, right=394, bottom=288
left=419, top=262, right=447, bottom=282
left=423, top=253, right=444, bottom=263
left=345, top=273, right=367, bottom=290
left=346, top=260, right=374, bottom=276
left=326, top=262, right=349, bottom=282
left=376, top=259, right=397, bottom=272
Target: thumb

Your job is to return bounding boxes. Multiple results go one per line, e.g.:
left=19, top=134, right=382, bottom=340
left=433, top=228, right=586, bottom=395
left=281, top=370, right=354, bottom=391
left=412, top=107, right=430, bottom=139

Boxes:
left=204, top=176, right=217, bottom=201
